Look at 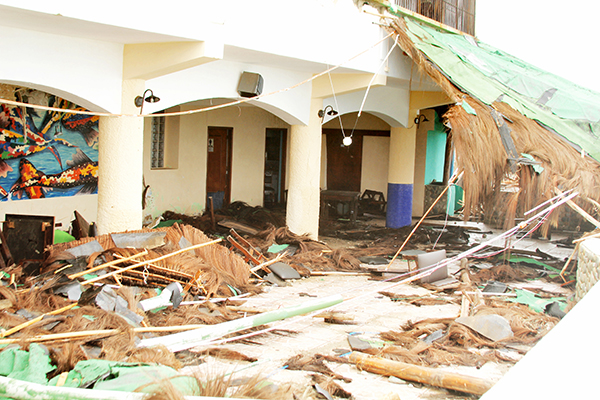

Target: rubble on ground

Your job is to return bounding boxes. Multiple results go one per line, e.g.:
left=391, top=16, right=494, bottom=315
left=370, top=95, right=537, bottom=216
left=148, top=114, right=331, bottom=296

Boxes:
left=0, top=205, right=587, bottom=399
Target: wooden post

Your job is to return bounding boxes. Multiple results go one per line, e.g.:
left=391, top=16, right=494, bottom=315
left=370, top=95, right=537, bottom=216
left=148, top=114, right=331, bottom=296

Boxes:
left=209, top=196, right=216, bottom=231
left=349, top=352, right=494, bottom=396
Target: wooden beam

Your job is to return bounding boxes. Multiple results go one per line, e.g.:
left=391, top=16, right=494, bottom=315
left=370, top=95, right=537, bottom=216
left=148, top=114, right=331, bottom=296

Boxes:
left=349, top=352, right=494, bottom=396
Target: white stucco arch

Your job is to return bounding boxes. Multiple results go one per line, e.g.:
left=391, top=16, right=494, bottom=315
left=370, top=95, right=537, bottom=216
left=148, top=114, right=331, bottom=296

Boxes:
left=0, top=25, right=125, bottom=113
left=144, top=60, right=313, bottom=126
left=321, top=85, right=411, bottom=128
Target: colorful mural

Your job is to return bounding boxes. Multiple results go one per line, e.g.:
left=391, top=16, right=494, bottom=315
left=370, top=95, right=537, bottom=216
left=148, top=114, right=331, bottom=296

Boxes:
left=0, top=88, right=99, bottom=201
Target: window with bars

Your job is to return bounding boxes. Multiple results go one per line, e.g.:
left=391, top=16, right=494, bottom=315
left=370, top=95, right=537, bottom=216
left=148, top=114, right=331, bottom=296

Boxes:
left=151, top=114, right=165, bottom=169
left=393, top=0, right=476, bottom=35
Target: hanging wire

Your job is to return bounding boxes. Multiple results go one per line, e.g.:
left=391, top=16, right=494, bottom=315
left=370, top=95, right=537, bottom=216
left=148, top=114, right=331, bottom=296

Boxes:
left=326, top=63, right=346, bottom=140
left=348, top=34, right=399, bottom=141
left=431, top=182, right=453, bottom=249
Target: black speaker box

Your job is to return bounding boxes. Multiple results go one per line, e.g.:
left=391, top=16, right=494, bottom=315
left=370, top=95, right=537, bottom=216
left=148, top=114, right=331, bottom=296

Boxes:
left=238, top=72, right=264, bottom=98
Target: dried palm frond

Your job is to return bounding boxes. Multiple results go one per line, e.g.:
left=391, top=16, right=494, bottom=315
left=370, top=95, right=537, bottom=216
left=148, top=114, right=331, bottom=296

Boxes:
left=200, top=347, right=257, bottom=363
left=284, top=354, right=351, bottom=382
left=386, top=16, right=600, bottom=229
left=311, top=374, right=353, bottom=399
left=192, top=370, right=292, bottom=399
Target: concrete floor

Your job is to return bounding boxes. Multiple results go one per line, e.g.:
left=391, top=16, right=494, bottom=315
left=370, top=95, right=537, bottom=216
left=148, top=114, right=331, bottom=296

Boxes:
left=179, top=220, right=576, bottom=399
left=183, top=274, right=512, bottom=399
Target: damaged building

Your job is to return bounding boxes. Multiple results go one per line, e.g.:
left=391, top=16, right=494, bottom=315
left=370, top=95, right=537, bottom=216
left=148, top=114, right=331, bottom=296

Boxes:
left=1, top=0, right=600, bottom=399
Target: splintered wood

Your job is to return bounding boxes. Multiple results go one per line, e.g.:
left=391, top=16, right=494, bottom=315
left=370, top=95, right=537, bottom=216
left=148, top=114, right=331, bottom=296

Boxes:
left=46, top=224, right=259, bottom=298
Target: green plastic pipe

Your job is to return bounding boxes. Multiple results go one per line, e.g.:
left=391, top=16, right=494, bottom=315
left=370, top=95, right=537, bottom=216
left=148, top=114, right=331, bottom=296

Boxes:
left=138, top=294, right=344, bottom=352
left=0, top=376, right=246, bottom=400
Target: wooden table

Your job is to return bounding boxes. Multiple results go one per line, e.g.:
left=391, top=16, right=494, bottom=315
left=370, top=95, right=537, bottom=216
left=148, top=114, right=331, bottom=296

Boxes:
left=320, top=190, right=360, bottom=224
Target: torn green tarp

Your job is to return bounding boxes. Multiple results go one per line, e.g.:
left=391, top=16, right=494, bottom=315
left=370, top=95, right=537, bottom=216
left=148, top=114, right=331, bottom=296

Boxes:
left=460, top=100, right=477, bottom=116
left=520, top=154, right=544, bottom=174
left=509, top=289, right=567, bottom=313
left=47, top=359, right=199, bottom=395
left=386, top=7, right=600, bottom=161
left=507, top=256, right=561, bottom=273
left=0, top=344, right=55, bottom=385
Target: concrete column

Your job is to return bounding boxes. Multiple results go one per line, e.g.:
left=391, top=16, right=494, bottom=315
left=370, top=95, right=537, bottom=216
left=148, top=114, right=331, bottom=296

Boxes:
left=97, top=79, right=145, bottom=234
left=386, top=115, right=417, bottom=228
left=286, top=99, right=322, bottom=240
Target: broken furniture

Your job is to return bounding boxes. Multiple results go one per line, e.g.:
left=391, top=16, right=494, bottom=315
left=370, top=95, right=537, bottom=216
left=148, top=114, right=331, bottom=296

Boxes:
left=0, top=229, right=12, bottom=269
left=71, top=211, right=96, bottom=239
left=320, top=190, right=360, bottom=225
left=359, top=189, right=386, bottom=214
left=399, top=249, right=426, bottom=271
left=227, top=229, right=267, bottom=266
left=417, top=249, right=448, bottom=283
left=2, top=214, right=55, bottom=269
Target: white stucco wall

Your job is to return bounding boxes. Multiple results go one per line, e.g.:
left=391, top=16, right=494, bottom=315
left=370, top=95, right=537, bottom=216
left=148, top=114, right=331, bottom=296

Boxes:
left=0, top=195, right=97, bottom=231
left=362, top=136, right=390, bottom=195
left=0, top=0, right=419, bottom=234
left=145, top=60, right=313, bottom=125
left=143, top=104, right=289, bottom=219
left=0, top=25, right=124, bottom=113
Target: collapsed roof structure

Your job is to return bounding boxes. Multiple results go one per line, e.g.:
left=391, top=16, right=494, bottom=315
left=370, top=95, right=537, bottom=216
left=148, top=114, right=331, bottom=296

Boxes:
left=368, top=0, right=600, bottom=231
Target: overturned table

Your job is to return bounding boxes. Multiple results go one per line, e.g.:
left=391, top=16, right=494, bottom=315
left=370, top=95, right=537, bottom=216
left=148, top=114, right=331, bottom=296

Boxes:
left=320, top=190, right=360, bottom=225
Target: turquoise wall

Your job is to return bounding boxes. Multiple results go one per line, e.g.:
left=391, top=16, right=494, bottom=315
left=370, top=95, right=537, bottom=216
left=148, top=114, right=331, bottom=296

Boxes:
left=424, top=112, right=446, bottom=185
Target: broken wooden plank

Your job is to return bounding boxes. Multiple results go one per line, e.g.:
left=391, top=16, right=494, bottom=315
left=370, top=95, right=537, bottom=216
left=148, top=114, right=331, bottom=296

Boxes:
left=554, top=188, right=600, bottom=228
left=79, top=238, right=222, bottom=286
left=218, top=220, right=260, bottom=236
left=68, top=249, right=149, bottom=280
left=349, top=351, right=494, bottom=396
left=1, top=303, right=78, bottom=338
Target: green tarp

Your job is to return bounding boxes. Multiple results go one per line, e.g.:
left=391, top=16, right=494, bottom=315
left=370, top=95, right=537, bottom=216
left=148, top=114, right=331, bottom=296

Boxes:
left=0, top=344, right=55, bottom=385
left=48, top=360, right=198, bottom=394
left=387, top=4, right=600, bottom=161
left=0, top=345, right=198, bottom=396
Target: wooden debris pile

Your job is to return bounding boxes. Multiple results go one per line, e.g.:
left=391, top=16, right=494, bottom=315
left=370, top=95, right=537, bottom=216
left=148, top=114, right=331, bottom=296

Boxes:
left=0, top=223, right=273, bottom=376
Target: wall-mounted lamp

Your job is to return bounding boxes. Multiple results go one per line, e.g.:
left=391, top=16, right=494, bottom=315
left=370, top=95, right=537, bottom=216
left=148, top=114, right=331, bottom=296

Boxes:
left=318, top=105, right=338, bottom=121
left=414, top=114, right=429, bottom=126
left=135, top=89, right=160, bottom=114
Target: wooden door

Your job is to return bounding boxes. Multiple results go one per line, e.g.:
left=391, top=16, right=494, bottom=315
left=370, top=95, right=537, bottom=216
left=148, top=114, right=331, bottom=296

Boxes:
left=324, top=129, right=363, bottom=192
left=206, top=127, right=232, bottom=210
left=263, top=128, right=287, bottom=207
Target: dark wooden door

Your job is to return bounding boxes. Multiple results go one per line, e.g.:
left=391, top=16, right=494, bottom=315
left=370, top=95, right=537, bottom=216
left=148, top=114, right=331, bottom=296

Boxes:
left=263, top=128, right=287, bottom=207
left=324, top=129, right=363, bottom=192
left=206, top=127, right=232, bottom=210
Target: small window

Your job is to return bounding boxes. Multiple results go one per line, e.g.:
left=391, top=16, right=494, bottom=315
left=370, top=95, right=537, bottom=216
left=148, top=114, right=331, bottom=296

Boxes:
left=151, top=114, right=165, bottom=169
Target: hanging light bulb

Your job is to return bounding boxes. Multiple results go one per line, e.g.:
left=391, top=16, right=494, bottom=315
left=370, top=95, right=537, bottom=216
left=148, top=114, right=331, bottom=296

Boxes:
left=343, top=136, right=353, bottom=146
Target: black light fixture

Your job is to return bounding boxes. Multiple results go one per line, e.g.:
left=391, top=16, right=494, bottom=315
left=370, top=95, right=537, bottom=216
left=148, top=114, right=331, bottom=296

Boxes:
left=135, top=89, right=160, bottom=114
left=318, top=105, right=338, bottom=121
left=414, top=114, right=429, bottom=126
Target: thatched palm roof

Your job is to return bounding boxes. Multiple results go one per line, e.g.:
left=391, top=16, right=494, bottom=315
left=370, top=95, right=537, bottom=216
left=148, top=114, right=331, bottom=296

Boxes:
left=364, top=2, right=600, bottom=230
